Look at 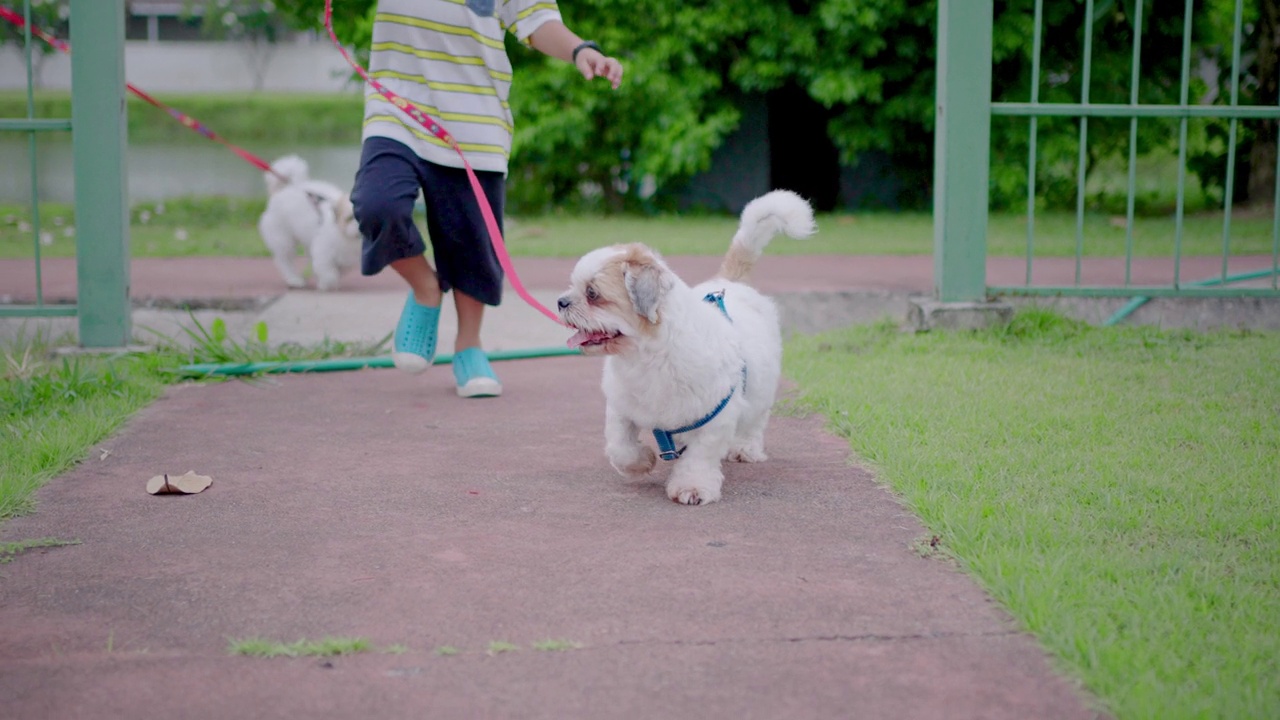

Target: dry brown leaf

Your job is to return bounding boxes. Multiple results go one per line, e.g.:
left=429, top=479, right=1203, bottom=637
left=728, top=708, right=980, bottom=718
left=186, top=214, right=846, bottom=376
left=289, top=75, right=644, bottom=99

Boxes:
left=146, top=471, right=213, bottom=496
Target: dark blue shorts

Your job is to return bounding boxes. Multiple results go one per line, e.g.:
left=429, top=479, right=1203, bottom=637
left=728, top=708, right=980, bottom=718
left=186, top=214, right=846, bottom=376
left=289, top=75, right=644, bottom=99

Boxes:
left=350, top=136, right=505, bottom=306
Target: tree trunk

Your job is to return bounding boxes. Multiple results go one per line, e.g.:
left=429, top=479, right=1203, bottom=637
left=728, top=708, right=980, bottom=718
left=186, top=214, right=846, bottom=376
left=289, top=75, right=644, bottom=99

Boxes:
left=244, top=38, right=275, bottom=93
left=1247, top=0, right=1280, bottom=204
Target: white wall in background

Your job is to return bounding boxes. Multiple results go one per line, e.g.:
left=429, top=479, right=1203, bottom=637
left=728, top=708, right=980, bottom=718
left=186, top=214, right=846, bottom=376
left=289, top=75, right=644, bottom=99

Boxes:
left=1, top=39, right=360, bottom=94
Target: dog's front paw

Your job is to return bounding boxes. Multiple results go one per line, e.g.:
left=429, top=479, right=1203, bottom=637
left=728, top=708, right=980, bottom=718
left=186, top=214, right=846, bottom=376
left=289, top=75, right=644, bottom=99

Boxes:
left=667, top=482, right=721, bottom=506
left=727, top=446, right=768, bottom=463
left=608, top=444, right=656, bottom=477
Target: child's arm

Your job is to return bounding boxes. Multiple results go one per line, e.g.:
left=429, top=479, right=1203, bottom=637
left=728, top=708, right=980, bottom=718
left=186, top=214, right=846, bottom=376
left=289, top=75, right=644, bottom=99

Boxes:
left=528, top=21, right=623, bottom=89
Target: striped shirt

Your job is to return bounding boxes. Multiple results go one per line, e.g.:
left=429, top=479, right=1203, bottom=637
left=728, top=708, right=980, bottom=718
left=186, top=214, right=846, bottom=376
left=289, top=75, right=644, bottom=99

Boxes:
left=362, top=0, right=562, bottom=175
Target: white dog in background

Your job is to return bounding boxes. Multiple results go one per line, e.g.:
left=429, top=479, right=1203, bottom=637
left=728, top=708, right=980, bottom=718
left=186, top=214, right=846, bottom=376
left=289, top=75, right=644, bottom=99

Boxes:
left=557, top=190, right=816, bottom=505
left=257, top=155, right=361, bottom=291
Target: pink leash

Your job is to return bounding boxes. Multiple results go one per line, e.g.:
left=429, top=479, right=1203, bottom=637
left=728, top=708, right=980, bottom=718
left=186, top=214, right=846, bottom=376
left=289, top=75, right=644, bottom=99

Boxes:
left=323, top=0, right=563, bottom=326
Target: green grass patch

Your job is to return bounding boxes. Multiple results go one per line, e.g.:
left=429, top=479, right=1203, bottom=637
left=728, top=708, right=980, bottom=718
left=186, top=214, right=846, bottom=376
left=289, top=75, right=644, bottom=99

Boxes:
left=165, top=314, right=388, bottom=367
left=531, top=639, right=583, bottom=652
left=0, top=91, right=363, bottom=146
left=0, top=536, right=80, bottom=564
left=434, top=645, right=460, bottom=656
left=500, top=210, right=1279, bottom=259
left=0, top=320, right=391, bottom=525
left=784, top=310, right=1280, bottom=720
left=228, top=636, right=372, bottom=658
left=0, top=197, right=268, bottom=259
left=1, top=338, right=174, bottom=519
left=486, top=640, right=520, bottom=655
left=3, top=198, right=1276, bottom=260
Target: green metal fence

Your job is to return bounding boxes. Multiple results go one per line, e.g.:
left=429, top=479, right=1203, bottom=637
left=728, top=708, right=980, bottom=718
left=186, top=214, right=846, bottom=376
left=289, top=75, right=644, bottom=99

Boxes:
left=934, top=0, right=1280, bottom=303
left=1, top=0, right=131, bottom=347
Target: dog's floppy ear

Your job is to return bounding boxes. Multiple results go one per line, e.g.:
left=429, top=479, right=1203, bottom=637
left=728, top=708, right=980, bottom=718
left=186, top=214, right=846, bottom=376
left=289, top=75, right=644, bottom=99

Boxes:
left=623, top=257, right=667, bottom=324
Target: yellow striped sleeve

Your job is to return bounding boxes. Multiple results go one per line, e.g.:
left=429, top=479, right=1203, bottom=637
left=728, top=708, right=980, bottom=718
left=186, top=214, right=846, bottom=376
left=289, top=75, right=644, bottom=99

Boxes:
left=514, top=2, right=558, bottom=22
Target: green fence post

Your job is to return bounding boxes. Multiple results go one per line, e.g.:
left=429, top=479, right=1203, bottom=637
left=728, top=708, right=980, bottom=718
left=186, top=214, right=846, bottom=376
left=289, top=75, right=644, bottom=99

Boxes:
left=70, top=0, right=131, bottom=348
left=932, top=0, right=993, bottom=302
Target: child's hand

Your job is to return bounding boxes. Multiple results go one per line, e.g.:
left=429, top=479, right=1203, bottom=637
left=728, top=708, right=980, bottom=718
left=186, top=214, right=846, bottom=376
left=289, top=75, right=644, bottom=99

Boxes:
left=576, top=49, right=623, bottom=90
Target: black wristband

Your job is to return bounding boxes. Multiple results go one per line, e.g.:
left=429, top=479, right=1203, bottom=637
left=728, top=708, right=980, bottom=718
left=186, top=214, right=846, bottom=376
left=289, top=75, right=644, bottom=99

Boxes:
left=572, top=41, right=601, bottom=63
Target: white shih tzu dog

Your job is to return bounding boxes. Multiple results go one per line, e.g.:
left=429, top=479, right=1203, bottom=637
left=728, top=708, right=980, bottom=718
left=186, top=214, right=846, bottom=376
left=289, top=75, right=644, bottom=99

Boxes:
left=558, top=190, right=816, bottom=505
left=257, top=155, right=361, bottom=291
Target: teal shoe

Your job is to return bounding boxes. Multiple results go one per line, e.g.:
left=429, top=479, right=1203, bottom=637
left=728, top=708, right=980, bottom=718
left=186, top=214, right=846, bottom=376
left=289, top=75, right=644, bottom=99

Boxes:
left=392, top=291, right=441, bottom=374
left=452, top=347, right=502, bottom=398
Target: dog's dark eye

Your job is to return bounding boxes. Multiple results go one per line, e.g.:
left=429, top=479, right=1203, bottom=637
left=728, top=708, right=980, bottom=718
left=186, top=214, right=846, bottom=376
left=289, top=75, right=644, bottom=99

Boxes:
left=585, top=285, right=599, bottom=302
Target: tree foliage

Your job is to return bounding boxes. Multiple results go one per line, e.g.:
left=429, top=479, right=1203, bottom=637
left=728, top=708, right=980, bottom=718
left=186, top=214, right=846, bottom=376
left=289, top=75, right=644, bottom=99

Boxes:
left=203, top=1, right=1275, bottom=213
left=184, top=1, right=287, bottom=43
left=992, top=0, right=1276, bottom=212
left=0, top=0, right=69, bottom=56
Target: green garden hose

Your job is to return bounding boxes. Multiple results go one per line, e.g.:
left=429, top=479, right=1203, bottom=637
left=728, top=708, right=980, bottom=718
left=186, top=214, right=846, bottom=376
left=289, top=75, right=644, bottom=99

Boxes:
left=177, top=346, right=580, bottom=378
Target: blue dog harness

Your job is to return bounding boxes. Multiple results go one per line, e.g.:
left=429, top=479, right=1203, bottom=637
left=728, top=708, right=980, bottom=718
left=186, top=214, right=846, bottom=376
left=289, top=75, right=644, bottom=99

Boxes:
left=652, top=291, right=746, bottom=461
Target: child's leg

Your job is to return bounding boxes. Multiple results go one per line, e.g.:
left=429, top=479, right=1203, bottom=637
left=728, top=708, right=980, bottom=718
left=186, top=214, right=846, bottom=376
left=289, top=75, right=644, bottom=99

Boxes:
left=390, top=255, right=442, bottom=307
left=417, top=161, right=505, bottom=396
left=351, top=137, right=439, bottom=300
left=351, top=138, right=443, bottom=373
left=454, top=292, right=485, bottom=352
left=418, top=162, right=505, bottom=345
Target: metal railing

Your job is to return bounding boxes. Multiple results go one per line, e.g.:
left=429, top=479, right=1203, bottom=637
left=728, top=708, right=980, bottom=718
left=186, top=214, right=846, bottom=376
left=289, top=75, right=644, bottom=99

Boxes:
left=934, top=0, right=1280, bottom=302
left=0, top=0, right=70, bottom=319
left=1, top=0, right=131, bottom=347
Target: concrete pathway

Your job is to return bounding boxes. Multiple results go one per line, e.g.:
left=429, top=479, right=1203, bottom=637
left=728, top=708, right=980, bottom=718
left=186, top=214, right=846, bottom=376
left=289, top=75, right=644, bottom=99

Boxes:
left=22, top=251, right=1273, bottom=716
left=3, top=254, right=1278, bottom=305
left=0, top=356, right=1103, bottom=719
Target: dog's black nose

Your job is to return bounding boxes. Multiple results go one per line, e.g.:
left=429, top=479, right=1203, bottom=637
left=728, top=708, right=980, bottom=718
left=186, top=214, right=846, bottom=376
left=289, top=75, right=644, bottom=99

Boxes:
left=557, top=296, right=571, bottom=310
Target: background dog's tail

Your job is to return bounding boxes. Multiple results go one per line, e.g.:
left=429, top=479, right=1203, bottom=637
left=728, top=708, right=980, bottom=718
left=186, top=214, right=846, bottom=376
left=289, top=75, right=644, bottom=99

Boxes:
left=718, top=189, right=816, bottom=282
left=265, top=154, right=310, bottom=195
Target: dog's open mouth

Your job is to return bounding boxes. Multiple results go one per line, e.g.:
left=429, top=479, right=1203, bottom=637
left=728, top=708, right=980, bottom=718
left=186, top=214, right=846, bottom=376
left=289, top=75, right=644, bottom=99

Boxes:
left=566, top=328, right=621, bottom=349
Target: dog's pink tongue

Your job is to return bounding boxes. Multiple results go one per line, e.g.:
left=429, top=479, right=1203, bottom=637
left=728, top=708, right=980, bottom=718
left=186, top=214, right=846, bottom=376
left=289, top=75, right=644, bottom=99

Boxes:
left=566, top=329, right=608, bottom=348
left=566, top=329, right=593, bottom=348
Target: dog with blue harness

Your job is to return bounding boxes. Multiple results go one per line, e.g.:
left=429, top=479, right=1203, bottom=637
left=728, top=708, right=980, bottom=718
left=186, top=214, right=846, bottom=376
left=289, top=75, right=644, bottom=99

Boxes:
left=558, top=190, right=816, bottom=505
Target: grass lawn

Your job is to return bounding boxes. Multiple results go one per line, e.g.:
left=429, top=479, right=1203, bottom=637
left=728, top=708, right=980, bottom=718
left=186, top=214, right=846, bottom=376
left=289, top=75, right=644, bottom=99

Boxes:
left=784, top=310, right=1280, bottom=720
left=0, top=323, right=387, bottom=521
left=0, top=339, right=172, bottom=519
left=3, top=198, right=1278, bottom=260
left=0, top=91, right=363, bottom=146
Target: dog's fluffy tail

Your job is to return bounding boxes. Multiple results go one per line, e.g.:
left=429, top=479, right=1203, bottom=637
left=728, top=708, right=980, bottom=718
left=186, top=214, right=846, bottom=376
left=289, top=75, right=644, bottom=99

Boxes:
left=717, top=189, right=815, bottom=283
left=265, top=154, right=310, bottom=196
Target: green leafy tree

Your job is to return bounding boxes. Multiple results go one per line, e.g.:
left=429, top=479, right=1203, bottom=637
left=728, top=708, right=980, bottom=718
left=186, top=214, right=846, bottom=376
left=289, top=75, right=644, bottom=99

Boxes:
left=186, top=0, right=283, bottom=41
left=185, top=1, right=290, bottom=91
left=0, top=0, right=69, bottom=48
left=507, top=0, right=760, bottom=212
left=1186, top=0, right=1279, bottom=206
left=990, top=0, right=1227, bottom=212
left=266, top=0, right=1258, bottom=214
left=273, top=0, right=375, bottom=62
left=1244, top=0, right=1280, bottom=204
left=0, top=0, right=70, bottom=89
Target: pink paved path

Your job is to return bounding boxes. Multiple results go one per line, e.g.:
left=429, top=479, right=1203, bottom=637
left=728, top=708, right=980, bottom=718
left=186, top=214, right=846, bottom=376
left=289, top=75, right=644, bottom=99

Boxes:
left=0, top=358, right=1104, bottom=719
left=2, top=255, right=1275, bottom=302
